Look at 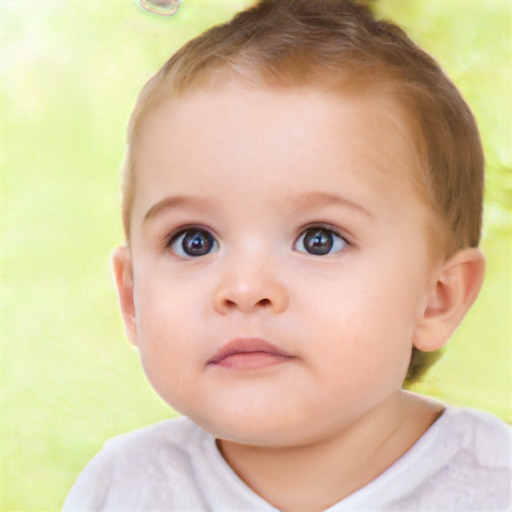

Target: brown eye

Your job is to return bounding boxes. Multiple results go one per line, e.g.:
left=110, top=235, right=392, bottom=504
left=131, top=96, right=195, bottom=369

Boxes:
left=170, top=229, right=218, bottom=258
left=295, top=227, right=347, bottom=255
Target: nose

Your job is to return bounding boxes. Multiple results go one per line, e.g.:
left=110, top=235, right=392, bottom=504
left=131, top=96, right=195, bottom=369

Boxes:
left=212, top=258, right=289, bottom=315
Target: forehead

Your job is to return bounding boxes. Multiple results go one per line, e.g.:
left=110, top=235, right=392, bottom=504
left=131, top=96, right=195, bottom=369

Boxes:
left=131, top=80, right=427, bottom=225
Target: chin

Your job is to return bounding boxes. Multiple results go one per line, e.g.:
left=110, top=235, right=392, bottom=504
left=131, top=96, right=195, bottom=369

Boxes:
left=189, top=406, right=323, bottom=448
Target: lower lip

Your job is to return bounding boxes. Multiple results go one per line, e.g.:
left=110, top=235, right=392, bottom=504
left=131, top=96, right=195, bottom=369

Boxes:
left=210, top=351, right=293, bottom=371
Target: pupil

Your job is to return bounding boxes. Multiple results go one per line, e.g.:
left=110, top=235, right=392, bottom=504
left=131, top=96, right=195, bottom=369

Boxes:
left=183, top=230, right=212, bottom=256
left=304, top=229, right=333, bottom=255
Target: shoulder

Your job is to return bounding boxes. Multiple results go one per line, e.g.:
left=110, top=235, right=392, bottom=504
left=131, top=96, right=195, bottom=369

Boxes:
left=94, top=415, right=203, bottom=475
left=105, top=414, right=199, bottom=455
left=402, top=406, right=512, bottom=510
left=349, top=405, right=512, bottom=511
left=438, top=406, right=511, bottom=467
left=62, top=416, right=210, bottom=511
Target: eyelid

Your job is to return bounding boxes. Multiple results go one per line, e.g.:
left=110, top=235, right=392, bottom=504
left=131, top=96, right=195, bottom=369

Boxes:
left=294, top=223, right=351, bottom=256
left=296, top=222, right=351, bottom=243
left=160, top=222, right=352, bottom=256
left=162, top=224, right=219, bottom=249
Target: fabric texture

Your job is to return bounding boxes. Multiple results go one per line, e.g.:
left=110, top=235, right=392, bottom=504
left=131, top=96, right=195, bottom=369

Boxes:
left=63, top=406, right=512, bottom=511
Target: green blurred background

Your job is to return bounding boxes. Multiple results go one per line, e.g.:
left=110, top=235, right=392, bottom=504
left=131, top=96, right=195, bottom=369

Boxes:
left=0, top=0, right=510, bottom=510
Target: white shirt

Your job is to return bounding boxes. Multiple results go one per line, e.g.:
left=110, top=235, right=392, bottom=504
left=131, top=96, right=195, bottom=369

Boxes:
left=63, top=406, right=512, bottom=511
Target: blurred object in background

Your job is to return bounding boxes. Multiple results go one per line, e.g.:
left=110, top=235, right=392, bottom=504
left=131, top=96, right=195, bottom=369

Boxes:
left=140, top=0, right=181, bottom=17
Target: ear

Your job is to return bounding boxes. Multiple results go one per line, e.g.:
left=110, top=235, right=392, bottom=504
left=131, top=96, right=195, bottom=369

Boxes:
left=413, top=248, right=485, bottom=352
left=111, top=246, right=138, bottom=345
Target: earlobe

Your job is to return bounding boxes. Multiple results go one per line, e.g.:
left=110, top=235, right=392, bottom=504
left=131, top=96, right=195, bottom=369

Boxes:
left=413, top=248, right=486, bottom=352
left=111, top=246, right=138, bottom=345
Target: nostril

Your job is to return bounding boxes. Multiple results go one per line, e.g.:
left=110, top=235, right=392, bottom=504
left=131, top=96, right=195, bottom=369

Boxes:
left=218, top=296, right=272, bottom=313
left=224, top=299, right=237, bottom=309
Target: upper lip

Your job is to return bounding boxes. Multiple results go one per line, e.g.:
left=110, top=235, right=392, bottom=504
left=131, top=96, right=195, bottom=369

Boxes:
left=207, top=338, right=293, bottom=365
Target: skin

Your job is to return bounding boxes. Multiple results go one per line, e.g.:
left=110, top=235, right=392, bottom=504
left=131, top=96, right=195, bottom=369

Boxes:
left=113, top=80, right=485, bottom=511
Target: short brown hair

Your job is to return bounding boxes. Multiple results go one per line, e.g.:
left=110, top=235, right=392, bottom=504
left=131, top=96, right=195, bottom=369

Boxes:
left=121, top=0, right=484, bottom=383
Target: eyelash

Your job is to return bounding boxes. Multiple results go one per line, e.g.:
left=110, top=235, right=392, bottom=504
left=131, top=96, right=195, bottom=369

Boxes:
left=294, top=224, right=349, bottom=256
left=163, top=225, right=219, bottom=258
left=163, top=223, right=350, bottom=258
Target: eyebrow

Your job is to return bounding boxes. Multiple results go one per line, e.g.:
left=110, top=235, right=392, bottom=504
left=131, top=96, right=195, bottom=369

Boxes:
left=143, top=195, right=214, bottom=223
left=143, top=191, right=373, bottom=223
left=283, top=192, right=374, bottom=218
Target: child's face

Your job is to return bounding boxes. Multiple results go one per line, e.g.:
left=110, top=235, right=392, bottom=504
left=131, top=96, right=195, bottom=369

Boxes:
left=118, top=81, right=443, bottom=446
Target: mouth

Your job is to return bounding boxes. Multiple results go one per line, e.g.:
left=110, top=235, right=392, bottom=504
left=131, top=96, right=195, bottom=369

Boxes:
left=207, top=338, right=295, bottom=370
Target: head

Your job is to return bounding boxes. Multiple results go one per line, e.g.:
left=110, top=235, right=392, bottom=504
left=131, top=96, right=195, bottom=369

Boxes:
left=123, top=0, right=484, bottom=252
left=118, top=0, right=485, bottom=385
left=112, top=0, right=485, bottom=443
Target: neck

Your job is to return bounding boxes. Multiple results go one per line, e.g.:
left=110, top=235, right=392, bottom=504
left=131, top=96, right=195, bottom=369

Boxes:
left=217, top=391, right=444, bottom=512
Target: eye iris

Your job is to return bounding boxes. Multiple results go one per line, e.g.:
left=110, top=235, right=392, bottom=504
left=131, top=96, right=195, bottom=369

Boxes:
left=304, top=229, right=333, bottom=255
left=182, top=230, right=213, bottom=256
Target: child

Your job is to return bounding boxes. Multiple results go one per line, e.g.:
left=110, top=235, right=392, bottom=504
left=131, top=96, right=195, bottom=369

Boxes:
left=63, top=1, right=511, bottom=510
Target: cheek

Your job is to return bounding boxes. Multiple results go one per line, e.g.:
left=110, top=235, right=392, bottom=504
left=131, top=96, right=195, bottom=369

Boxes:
left=298, top=261, right=421, bottom=376
left=133, top=265, right=203, bottom=338
left=132, top=277, right=201, bottom=392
